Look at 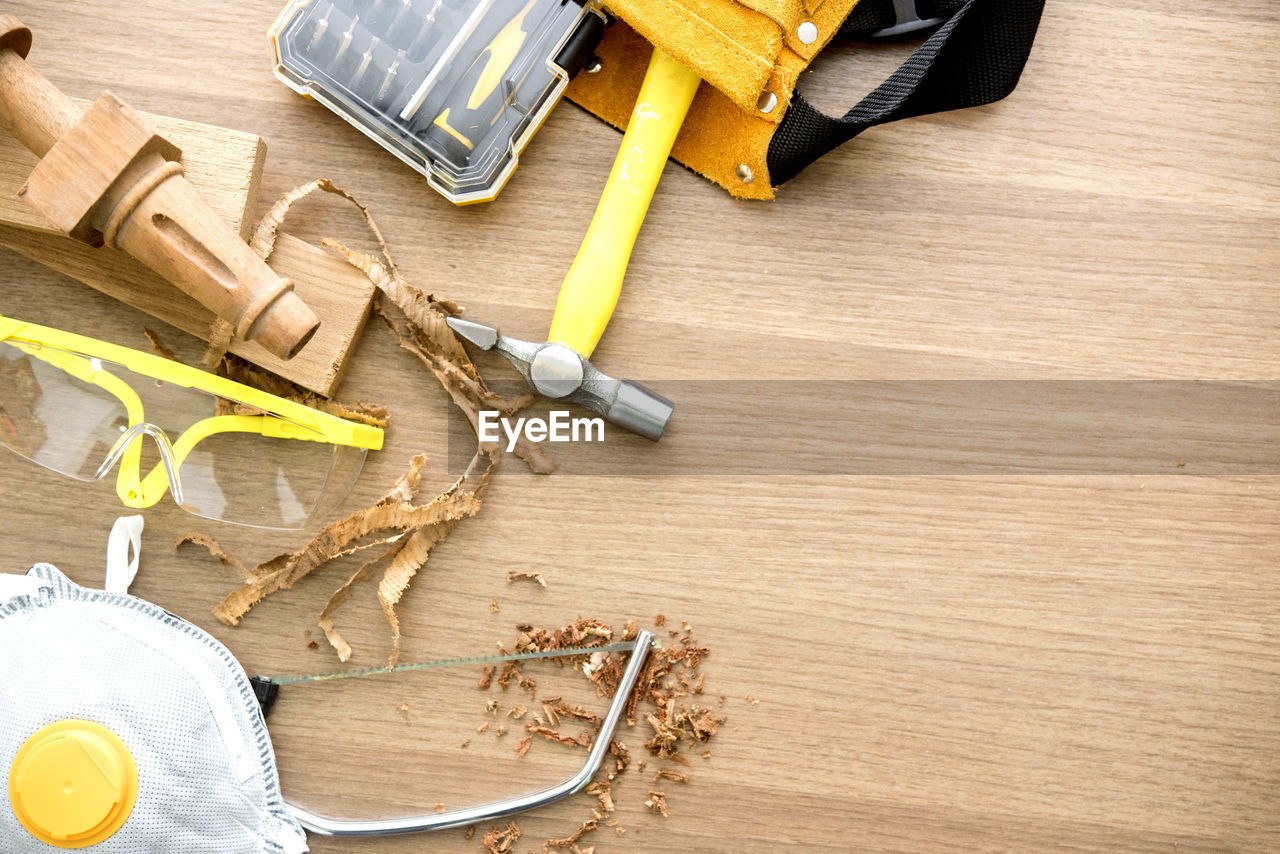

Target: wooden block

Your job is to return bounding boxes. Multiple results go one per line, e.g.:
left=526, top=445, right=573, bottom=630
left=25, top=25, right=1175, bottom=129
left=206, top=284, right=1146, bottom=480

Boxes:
left=0, top=99, right=375, bottom=396
left=0, top=226, right=374, bottom=396
left=0, top=97, right=262, bottom=239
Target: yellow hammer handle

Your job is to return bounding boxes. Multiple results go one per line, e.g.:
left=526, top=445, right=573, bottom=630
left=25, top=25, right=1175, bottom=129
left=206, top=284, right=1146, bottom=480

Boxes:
left=547, top=48, right=700, bottom=357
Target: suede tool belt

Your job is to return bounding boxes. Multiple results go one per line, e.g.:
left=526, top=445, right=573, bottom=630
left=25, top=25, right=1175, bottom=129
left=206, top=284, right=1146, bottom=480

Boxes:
left=566, top=0, right=1046, bottom=199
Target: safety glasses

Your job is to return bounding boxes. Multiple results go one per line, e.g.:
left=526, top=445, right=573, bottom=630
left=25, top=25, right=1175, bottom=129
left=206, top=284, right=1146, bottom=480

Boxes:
left=0, top=315, right=383, bottom=529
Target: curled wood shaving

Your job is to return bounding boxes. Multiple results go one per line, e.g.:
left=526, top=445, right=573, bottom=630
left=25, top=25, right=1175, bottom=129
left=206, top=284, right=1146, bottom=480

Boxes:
left=370, top=297, right=555, bottom=474
left=177, top=179, right=557, bottom=668
left=175, top=531, right=252, bottom=581
left=178, top=451, right=494, bottom=665
left=216, top=357, right=388, bottom=427
left=249, top=178, right=396, bottom=274
left=317, top=539, right=405, bottom=661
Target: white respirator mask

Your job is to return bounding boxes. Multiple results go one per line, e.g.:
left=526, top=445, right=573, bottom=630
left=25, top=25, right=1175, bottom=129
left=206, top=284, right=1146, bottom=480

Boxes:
left=0, top=563, right=308, bottom=853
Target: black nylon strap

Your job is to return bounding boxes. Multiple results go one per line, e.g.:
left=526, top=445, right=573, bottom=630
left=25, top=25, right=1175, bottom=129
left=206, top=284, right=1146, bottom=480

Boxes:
left=767, top=0, right=1045, bottom=186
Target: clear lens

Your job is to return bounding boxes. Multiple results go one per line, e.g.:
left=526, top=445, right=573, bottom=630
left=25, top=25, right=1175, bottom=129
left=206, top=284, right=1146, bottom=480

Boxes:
left=0, top=341, right=130, bottom=480
left=180, top=437, right=366, bottom=529
left=0, top=340, right=365, bottom=528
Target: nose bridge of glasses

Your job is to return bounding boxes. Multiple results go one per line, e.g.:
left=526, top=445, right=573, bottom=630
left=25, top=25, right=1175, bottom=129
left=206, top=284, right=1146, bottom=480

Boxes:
left=98, top=422, right=184, bottom=507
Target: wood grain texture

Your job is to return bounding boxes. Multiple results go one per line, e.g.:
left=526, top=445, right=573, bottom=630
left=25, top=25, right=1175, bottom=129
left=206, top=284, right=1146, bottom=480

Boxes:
left=0, top=97, right=264, bottom=236
left=0, top=2, right=1276, bottom=853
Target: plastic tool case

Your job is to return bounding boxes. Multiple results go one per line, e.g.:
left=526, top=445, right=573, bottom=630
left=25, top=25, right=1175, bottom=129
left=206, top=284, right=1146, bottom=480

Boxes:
left=271, top=0, right=606, bottom=204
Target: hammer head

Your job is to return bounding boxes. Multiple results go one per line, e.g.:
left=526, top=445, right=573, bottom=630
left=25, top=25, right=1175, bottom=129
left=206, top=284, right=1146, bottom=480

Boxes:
left=446, top=317, right=673, bottom=441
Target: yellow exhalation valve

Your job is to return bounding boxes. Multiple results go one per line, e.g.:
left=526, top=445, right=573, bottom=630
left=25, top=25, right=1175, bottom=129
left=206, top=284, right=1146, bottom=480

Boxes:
left=8, top=720, right=138, bottom=848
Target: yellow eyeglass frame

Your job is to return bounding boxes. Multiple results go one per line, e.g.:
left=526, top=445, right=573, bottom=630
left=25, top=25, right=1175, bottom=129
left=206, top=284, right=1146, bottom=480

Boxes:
left=0, top=315, right=383, bottom=511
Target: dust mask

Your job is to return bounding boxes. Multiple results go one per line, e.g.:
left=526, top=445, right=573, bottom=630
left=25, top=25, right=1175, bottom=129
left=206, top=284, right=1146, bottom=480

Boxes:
left=0, top=563, right=308, bottom=852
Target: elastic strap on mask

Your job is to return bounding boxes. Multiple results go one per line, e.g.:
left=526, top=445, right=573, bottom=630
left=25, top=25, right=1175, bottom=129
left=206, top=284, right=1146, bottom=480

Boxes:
left=105, top=515, right=144, bottom=594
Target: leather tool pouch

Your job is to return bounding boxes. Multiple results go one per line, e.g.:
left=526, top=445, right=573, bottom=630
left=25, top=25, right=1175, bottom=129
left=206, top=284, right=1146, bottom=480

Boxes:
left=566, top=0, right=1046, bottom=199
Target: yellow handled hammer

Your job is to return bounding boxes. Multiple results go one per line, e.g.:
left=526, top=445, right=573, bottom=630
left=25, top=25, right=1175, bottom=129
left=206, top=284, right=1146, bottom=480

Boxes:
left=448, top=47, right=699, bottom=441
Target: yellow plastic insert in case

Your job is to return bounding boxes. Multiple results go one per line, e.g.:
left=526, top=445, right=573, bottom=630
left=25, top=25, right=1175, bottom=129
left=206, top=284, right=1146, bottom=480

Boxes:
left=269, top=0, right=606, bottom=203
left=8, top=720, right=139, bottom=848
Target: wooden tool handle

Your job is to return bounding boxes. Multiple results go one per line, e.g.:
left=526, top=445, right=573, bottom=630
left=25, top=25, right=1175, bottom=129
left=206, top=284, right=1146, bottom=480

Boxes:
left=0, top=15, right=78, bottom=156
left=0, top=15, right=321, bottom=361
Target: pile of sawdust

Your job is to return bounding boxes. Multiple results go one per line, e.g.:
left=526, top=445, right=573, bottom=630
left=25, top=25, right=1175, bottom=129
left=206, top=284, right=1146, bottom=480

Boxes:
left=472, top=617, right=724, bottom=854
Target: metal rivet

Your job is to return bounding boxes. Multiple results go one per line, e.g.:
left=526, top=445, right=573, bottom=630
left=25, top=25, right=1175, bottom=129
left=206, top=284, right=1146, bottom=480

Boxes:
left=797, top=21, right=818, bottom=44
left=736, top=164, right=754, bottom=183
left=586, top=58, right=602, bottom=74
left=757, top=91, right=777, bottom=114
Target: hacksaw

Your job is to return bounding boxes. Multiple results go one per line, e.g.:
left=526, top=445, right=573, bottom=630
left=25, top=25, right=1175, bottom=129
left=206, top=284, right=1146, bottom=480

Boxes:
left=275, top=628, right=657, bottom=836
left=268, top=638, right=653, bottom=686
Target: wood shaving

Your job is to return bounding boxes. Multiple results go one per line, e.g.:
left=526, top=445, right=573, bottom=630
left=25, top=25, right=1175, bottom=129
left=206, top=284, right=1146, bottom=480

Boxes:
left=526, top=724, right=589, bottom=749
left=477, top=722, right=490, bottom=734
left=644, top=791, right=669, bottom=818
left=215, top=358, right=389, bottom=427
left=177, top=178, right=553, bottom=664
left=200, top=319, right=234, bottom=369
left=490, top=598, right=500, bottom=612
left=478, top=666, right=495, bottom=690
left=482, top=821, right=521, bottom=854
left=746, top=695, right=759, bottom=705
left=178, top=452, right=494, bottom=665
left=545, top=820, right=598, bottom=850
left=143, top=328, right=180, bottom=361
left=477, top=617, right=721, bottom=851
left=507, top=570, right=547, bottom=588
left=498, top=662, right=519, bottom=691
left=586, top=780, right=614, bottom=814
left=507, top=705, right=528, bottom=720
left=552, top=701, right=603, bottom=726
left=464, top=825, right=475, bottom=840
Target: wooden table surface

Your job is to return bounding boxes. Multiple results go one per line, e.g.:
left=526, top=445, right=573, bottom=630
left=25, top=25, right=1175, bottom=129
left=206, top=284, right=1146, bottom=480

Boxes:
left=1, top=1, right=1277, bottom=851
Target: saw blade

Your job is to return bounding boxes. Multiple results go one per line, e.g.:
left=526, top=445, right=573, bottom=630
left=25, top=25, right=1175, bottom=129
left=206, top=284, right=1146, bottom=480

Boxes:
left=268, top=639, right=649, bottom=686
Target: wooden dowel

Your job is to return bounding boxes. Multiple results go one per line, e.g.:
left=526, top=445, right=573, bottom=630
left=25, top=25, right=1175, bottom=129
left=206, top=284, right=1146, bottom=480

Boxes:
left=0, top=21, right=79, bottom=157
left=0, top=14, right=322, bottom=361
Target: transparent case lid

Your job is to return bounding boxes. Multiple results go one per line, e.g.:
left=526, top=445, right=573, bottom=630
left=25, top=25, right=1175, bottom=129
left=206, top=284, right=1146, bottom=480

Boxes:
left=270, top=0, right=605, bottom=204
